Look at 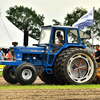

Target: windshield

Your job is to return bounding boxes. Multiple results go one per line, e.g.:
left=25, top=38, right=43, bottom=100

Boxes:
left=39, top=28, right=51, bottom=44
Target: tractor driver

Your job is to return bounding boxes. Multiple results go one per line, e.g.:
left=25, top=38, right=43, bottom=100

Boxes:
left=51, top=31, right=65, bottom=46
left=93, top=44, right=100, bottom=62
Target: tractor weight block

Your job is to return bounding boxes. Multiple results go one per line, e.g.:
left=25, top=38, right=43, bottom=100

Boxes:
left=37, top=67, right=44, bottom=76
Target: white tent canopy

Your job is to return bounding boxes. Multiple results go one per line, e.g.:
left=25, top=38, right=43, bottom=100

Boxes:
left=0, top=13, right=38, bottom=48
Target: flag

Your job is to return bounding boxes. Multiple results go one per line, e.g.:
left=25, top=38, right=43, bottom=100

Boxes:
left=72, top=7, right=94, bottom=29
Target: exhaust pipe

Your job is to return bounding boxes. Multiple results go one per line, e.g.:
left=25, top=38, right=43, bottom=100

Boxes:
left=23, top=24, right=28, bottom=47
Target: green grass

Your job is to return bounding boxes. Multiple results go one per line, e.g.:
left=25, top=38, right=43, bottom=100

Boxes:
left=0, top=71, right=2, bottom=76
left=0, top=84, right=100, bottom=89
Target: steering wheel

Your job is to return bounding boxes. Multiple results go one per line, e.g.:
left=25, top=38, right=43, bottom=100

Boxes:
left=50, top=44, right=61, bottom=52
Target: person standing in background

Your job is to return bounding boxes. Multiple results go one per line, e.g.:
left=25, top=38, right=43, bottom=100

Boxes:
left=93, top=44, right=100, bottom=62
left=6, top=49, right=12, bottom=60
left=0, top=47, right=5, bottom=60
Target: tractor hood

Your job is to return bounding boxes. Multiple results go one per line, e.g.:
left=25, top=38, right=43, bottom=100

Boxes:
left=0, top=46, right=46, bottom=66
left=13, top=46, right=46, bottom=54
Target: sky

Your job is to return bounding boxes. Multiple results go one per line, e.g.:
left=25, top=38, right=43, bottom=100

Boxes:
left=0, top=0, right=100, bottom=25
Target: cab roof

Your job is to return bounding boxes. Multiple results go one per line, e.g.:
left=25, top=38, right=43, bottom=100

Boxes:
left=41, top=25, right=75, bottom=28
left=41, top=25, right=90, bottom=39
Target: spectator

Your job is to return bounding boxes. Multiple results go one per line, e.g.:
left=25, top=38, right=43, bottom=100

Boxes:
left=0, top=47, right=5, bottom=60
left=6, top=50, right=12, bottom=61
left=93, top=44, right=100, bottom=62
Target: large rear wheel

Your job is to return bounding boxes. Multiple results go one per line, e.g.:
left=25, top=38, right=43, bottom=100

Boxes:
left=54, top=48, right=97, bottom=85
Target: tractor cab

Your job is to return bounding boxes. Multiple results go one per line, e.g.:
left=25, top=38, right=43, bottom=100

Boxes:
left=38, top=25, right=90, bottom=66
left=39, top=25, right=90, bottom=50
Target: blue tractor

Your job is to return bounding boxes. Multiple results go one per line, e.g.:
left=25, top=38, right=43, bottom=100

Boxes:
left=1, top=25, right=97, bottom=85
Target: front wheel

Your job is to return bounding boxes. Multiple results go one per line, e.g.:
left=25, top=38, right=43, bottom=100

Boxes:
left=15, top=63, right=37, bottom=85
left=3, top=65, right=18, bottom=84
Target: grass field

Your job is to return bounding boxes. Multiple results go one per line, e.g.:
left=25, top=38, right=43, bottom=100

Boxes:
left=0, top=83, right=100, bottom=89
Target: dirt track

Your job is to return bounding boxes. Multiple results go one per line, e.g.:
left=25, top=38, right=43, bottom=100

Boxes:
left=1, top=76, right=100, bottom=100
left=0, top=76, right=45, bottom=86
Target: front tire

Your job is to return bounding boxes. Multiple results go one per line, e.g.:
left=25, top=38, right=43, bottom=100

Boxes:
left=15, top=63, right=37, bottom=85
left=3, top=65, right=18, bottom=84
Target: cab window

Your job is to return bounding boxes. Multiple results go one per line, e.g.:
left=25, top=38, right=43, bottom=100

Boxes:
left=51, top=29, right=65, bottom=44
left=67, top=29, right=79, bottom=43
